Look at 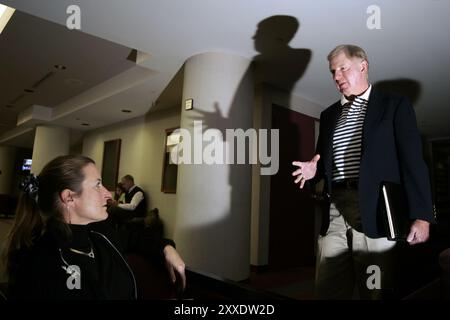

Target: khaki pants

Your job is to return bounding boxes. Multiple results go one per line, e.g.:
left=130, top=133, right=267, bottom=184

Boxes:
left=315, top=189, right=397, bottom=300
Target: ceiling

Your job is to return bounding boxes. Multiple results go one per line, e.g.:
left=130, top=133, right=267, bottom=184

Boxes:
left=1, top=0, right=450, bottom=149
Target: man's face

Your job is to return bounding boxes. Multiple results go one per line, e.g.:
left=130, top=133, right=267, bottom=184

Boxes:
left=329, top=52, right=368, bottom=96
left=121, top=178, right=133, bottom=192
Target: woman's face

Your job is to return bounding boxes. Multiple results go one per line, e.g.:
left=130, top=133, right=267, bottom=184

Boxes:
left=69, top=163, right=111, bottom=224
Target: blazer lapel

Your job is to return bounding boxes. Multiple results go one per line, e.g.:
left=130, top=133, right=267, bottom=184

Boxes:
left=323, top=102, right=341, bottom=178
left=362, top=88, right=385, bottom=155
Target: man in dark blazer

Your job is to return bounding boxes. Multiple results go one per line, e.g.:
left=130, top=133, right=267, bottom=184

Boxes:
left=292, top=44, right=434, bottom=299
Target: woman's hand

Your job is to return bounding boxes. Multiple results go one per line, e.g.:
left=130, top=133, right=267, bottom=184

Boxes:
left=163, top=245, right=186, bottom=291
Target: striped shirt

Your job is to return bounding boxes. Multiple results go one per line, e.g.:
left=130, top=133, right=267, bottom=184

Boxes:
left=332, top=85, right=372, bottom=181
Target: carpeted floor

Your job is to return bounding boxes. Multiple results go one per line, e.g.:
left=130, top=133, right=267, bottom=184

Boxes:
left=248, top=266, right=315, bottom=300
left=270, top=278, right=315, bottom=300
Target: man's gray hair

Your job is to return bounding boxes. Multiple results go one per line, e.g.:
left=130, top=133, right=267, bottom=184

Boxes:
left=122, top=174, right=134, bottom=183
left=327, top=44, right=369, bottom=65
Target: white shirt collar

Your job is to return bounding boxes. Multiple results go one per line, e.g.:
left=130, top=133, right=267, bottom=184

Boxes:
left=340, top=84, right=372, bottom=106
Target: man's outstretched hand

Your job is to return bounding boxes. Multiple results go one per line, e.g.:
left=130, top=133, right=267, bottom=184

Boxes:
left=292, top=154, right=320, bottom=188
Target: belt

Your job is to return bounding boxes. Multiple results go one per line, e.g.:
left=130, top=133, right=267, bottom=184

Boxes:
left=332, top=178, right=359, bottom=190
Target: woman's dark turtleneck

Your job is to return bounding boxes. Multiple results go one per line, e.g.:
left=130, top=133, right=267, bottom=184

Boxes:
left=67, top=224, right=92, bottom=252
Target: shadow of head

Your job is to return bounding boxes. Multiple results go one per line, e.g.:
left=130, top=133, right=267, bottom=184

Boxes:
left=253, top=15, right=299, bottom=52
left=252, top=15, right=311, bottom=92
left=374, top=79, right=422, bottom=105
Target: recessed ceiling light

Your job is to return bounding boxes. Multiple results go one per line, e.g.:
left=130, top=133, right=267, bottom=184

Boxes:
left=75, top=118, right=80, bottom=121
left=81, top=123, right=90, bottom=126
left=121, top=109, right=132, bottom=113
left=54, top=64, right=67, bottom=70
left=5, top=104, right=13, bottom=108
left=24, top=88, right=35, bottom=94
left=65, top=78, right=84, bottom=86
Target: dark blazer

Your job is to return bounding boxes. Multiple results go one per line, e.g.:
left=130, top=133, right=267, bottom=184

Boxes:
left=314, top=88, right=434, bottom=238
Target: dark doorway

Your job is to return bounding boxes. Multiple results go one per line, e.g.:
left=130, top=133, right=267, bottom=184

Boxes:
left=101, top=139, right=121, bottom=191
left=269, top=104, right=316, bottom=268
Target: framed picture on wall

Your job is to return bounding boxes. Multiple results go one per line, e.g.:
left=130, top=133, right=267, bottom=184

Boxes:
left=101, top=139, right=121, bottom=191
left=161, top=128, right=180, bottom=193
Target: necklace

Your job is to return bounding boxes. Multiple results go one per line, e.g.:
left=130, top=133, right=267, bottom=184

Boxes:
left=69, top=246, right=95, bottom=258
left=68, top=237, right=95, bottom=259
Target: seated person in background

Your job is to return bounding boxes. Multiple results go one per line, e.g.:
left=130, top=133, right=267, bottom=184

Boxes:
left=2, top=155, right=186, bottom=300
left=114, top=182, right=126, bottom=204
left=108, top=175, right=147, bottom=226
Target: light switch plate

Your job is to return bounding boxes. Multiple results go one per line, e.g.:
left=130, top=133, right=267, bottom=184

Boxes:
left=185, top=98, right=193, bottom=110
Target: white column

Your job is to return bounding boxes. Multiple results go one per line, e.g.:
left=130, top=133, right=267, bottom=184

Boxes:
left=31, top=126, right=70, bottom=174
left=0, top=145, right=16, bottom=194
left=174, top=52, right=254, bottom=281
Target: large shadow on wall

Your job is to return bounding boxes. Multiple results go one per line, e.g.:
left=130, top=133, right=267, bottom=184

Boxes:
left=253, top=16, right=315, bottom=270
left=186, top=15, right=311, bottom=284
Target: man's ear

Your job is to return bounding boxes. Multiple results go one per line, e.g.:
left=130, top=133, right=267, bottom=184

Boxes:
left=60, top=189, right=75, bottom=205
left=360, top=60, right=368, bottom=73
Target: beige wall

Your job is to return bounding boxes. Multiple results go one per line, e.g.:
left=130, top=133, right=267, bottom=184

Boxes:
left=82, top=108, right=181, bottom=238
left=83, top=116, right=147, bottom=187
left=141, top=108, right=181, bottom=238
